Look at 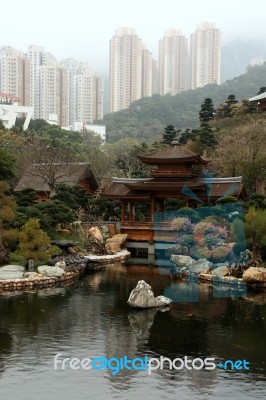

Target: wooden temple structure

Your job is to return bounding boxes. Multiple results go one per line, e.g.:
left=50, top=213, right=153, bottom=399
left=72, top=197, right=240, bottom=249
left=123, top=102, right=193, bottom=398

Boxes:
left=101, top=141, right=245, bottom=242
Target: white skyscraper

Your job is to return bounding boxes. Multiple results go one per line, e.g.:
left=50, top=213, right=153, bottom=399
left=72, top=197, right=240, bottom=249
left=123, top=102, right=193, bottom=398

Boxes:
left=0, top=46, right=30, bottom=105
left=109, top=27, right=155, bottom=113
left=190, top=22, right=221, bottom=89
left=158, top=29, right=188, bottom=95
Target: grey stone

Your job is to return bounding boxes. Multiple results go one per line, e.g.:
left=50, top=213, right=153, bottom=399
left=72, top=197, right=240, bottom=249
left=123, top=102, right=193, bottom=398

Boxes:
left=189, top=258, right=213, bottom=273
left=37, top=266, right=65, bottom=277
left=55, top=261, right=66, bottom=269
left=211, top=266, right=229, bottom=278
left=170, top=255, right=196, bottom=269
left=0, top=265, right=25, bottom=272
left=127, top=280, right=172, bottom=308
left=23, top=272, right=38, bottom=278
left=0, top=271, right=24, bottom=280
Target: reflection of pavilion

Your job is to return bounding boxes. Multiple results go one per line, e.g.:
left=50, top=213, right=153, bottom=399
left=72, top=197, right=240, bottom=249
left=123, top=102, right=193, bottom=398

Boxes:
left=101, top=141, right=245, bottom=242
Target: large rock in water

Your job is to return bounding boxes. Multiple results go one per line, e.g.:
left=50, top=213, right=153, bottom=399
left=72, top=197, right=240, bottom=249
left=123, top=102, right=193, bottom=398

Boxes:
left=211, top=265, right=229, bottom=278
left=127, top=280, right=172, bottom=308
left=170, top=255, right=196, bottom=269
left=243, top=267, right=266, bottom=282
left=189, top=258, right=213, bottom=274
left=38, top=265, right=65, bottom=277
left=88, top=226, right=104, bottom=242
left=106, top=234, right=128, bottom=254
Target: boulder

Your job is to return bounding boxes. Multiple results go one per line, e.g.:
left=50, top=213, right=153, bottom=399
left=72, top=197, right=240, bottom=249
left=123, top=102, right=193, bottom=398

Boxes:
left=106, top=234, right=128, bottom=254
left=37, top=265, right=65, bottom=277
left=127, top=280, right=172, bottom=308
left=100, top=225, right=110, bottom=240
left=170, top=255, right=196, bottom=269
left=0, top=271, right=24, bottom=280
left=23, top=272, right=38, bottom=278
left=0, top=265, right=25, bottom=272
left=108, top=224, right=117, bottom=237
left=55, top=261, right=66, bottom=269
left=211, top=266, right=229, bottom=278
left=88, top=226, right=104, bottom=242
left=188, top=258, right=213, bottom=274
left=242, top=267, right=266, bottom=283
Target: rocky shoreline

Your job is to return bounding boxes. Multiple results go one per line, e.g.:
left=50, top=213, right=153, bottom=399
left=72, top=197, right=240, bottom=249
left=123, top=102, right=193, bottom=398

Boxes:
left=170, top=251, right=266, bottom=291
left=0, top=250, right=131, bottom=292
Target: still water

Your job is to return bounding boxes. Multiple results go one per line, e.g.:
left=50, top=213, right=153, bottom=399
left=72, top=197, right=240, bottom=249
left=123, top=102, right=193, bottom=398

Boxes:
left=0, top=263, right=265, bottom=400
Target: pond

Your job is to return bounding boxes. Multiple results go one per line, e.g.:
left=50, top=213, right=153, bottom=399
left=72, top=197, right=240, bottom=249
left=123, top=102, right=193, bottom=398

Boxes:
left=0, top=263, right=265, bottom=400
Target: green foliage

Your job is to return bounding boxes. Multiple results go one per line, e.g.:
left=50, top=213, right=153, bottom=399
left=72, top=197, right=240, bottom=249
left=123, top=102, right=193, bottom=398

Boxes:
left=53, top=184, right=89, bottom=210
left=162, top=125, right=177, bottom=144
left=8, top=253, right=27, bottom=266
left=245, top=193, right=266, bottom=210
left=86, top=197, right=121, bottom=222
left=199, top=98, right=215, bottom=123
left=15, top=218, right=50, bottom=263
left=217, top=196, right=238, bottom=204
left=15, top=188, right=39, bottom=207
left=0, top=150, right=16, bottom=182
left=245, top=207, right=266, bottom=261
left=14, top=200, right=76, bottom=234
left=175, top=207, right=201, bottom=223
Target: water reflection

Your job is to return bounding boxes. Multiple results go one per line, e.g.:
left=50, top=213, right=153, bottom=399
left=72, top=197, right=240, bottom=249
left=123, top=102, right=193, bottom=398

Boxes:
left=0, top=263, right=265, bottom=400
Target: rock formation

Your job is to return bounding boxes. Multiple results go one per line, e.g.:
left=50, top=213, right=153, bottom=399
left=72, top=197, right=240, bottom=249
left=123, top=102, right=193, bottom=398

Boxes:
left=127, top=280, right=172, bottom=308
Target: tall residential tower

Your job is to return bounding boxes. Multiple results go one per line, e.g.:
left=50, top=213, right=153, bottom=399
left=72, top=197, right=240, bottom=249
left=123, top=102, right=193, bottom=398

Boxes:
left=158, top=29, right=188, bottom=95
left=109, top=27, right=155, bottom=113
left=190, top=22, right=221, bottom=89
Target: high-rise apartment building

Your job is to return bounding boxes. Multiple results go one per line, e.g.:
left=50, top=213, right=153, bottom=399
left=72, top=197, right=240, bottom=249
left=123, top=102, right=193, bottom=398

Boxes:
left=61, top=59, right=103, bottom=125
left=0, top=46, right=30, bottom=106
left=158, top=29, right=188, bottom=95
left=190, top=22, right=221, bottom=89
left=109, top=27, right=155, bottom=113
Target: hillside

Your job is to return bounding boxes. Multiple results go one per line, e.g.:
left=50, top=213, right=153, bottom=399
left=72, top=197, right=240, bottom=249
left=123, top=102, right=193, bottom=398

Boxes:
left=98, top=63, right=266, bottom=143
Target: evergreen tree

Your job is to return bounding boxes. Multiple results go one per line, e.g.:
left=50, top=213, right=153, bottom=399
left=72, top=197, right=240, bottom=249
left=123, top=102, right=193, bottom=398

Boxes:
left=162, top=125, right=176, bottom=144
left=199, top=98, right=215, bottom=123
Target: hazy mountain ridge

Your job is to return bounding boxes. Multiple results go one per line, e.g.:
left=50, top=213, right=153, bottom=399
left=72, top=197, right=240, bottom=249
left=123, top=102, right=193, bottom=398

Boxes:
left=98, top=61, right=266, bottom=143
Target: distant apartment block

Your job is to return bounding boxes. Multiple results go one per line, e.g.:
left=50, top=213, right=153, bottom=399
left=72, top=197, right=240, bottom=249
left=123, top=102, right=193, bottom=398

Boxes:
left=0, top=46, right=30, bottom=106
left=109, top=27, right=156, bottom=113
left=0, top=45, right=103, bottom=128
left=158, top=29, right=188, bottom=95
left=190, top=22, right=221, bottom=89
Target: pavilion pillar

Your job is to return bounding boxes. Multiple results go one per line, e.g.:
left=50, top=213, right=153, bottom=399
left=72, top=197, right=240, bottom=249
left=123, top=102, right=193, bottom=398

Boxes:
left=121, top=201, right=125, bottom=223
left=151, top=197, right=156, bottom=222
left=129, top=202, right=133, bottom=222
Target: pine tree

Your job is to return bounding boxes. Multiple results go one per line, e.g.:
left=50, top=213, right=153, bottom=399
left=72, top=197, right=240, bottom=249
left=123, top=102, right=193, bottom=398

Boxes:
left=199, top=98, right=215, bottom=123
left=162, top=125, right=176, bottom=144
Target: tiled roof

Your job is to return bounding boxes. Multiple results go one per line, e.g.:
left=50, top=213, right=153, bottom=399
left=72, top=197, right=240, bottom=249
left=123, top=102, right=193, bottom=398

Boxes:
left=14, top=163, right=98, bottom=192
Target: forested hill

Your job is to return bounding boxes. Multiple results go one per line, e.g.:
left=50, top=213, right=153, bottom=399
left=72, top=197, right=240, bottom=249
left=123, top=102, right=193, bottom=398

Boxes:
left=98, top=63, right=266, bottom=143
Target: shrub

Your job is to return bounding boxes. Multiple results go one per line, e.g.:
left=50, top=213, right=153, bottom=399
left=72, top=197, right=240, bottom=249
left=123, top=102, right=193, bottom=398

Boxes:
left=8, top=253, right=27, bottom=266
left=211, top=245, right=232, bottom=261
left=14, top=218, right=61, bottom=265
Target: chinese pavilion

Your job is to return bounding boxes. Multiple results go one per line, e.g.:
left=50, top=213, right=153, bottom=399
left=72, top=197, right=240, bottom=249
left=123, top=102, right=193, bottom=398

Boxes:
left=101, top=141, right=245, bottom=241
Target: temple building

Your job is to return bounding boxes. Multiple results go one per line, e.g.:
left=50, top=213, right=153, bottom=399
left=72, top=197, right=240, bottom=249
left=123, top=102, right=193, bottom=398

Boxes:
left=101, top=141, right=245, bottom=242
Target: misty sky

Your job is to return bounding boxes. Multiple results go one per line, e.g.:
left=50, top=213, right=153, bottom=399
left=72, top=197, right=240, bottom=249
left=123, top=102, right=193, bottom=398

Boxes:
left=1, top=0, right=266, bottom=74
